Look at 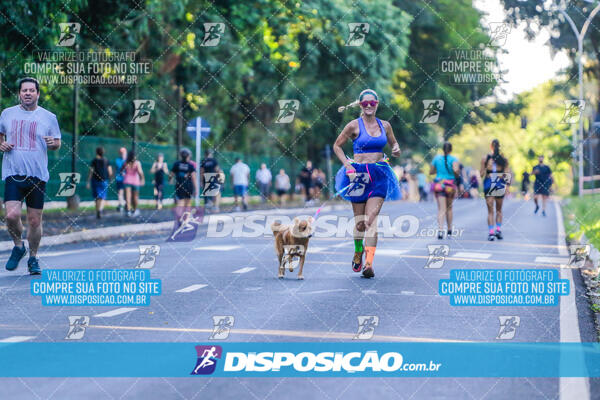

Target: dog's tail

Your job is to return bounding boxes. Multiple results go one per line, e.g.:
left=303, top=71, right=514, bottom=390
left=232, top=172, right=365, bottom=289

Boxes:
left=271, top=220, right=283, bottom=233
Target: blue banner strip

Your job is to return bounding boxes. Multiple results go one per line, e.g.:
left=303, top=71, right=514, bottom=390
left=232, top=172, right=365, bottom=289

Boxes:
left=0, top=343, right=599, bottom=377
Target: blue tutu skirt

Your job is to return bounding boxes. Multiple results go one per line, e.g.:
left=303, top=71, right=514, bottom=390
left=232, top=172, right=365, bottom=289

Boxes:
left=334, top=160, right=401, bottom=203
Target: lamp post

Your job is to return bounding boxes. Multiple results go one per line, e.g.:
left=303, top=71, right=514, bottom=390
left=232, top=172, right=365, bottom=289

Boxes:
left=556, top=2, right=600, bottom=196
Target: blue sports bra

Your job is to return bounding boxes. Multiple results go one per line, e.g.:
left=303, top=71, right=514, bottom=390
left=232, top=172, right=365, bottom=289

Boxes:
left=353, top=117, right=387, bottom=154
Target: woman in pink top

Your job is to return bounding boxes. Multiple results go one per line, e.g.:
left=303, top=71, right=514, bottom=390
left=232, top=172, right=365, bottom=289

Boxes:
left=121, top=150, right=145, bottom=217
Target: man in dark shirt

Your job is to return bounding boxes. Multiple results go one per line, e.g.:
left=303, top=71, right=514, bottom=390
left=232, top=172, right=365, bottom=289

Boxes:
left=532, top=156, right=553, bottom=217
left=200, top=149, right=220, bottom=211
left=300, top=160, right=314, bottom=204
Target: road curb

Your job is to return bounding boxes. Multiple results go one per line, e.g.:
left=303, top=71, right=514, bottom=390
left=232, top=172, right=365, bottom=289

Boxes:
left=0, top=204, right=346, bottom=252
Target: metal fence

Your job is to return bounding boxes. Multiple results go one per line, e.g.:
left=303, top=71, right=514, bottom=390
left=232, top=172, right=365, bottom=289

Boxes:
left=0, top=133, right=318, bottom=202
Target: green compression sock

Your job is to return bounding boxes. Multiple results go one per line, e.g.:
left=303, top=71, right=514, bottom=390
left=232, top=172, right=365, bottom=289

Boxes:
left=354, top=239, right=364, bottom=253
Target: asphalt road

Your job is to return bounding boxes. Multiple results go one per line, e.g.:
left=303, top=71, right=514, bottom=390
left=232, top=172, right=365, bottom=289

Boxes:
left=0, top=197, right=597, bottom=399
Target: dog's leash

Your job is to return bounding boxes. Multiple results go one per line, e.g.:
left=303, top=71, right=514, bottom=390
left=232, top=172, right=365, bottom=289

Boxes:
left=312, top=182, right=352, bottom=219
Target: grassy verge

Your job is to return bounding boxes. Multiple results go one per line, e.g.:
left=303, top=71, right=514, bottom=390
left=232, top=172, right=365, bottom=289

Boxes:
left=562, top=195, right=600, bottom=250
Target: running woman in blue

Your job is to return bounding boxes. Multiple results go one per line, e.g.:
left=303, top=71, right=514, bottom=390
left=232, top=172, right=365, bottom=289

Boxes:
left=480, top=139, right=511, bottom=241
left=430, top=142, right=459, bottom=239
left=333, top=89, right=401, bottom=278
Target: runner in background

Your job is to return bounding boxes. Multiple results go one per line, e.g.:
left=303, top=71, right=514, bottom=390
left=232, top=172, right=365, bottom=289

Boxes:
left=150, top=153, right=168, bottom=210
left=121, top=150, right=145, bottom=217
left=430, top=142, right=459, bottom=239
left=114, top=147, right=127, bottom=213
left=230, top=158, right=250, bottom=211
left=87, top=146, right=112, bottom=219
left=200, top=149, right=219, bottom=211
left=521, top=171, right=530, bottom=200
left=170, top=148, right=197, bottom=208
left=532, top=155, right=553, bottom=217
left=275, top=168, right=291, bottom=205
left=0, top=77, right=62, bottom=274
left=255, top=163, right=272, bottom=203
left=481, top=139, right=510, bottom=241
left=300, top=160, right=314, bottom=205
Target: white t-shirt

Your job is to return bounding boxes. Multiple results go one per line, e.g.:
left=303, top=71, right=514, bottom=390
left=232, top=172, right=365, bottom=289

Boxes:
left=230, top=162, right=250, bottom=186
left=0, top=105, right=61, bottom=182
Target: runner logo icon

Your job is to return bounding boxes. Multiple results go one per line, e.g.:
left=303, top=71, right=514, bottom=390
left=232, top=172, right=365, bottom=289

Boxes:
left=346, top=23, right=370, bottom=46
left=488, top=22, right=510, bottom=46
left=202, top=173, right=222, bottom=196
left=486, top=173, right=511, bottom=197
left=210, top=316, right=234, bottom=340
left=561, top=100, right=585, bottom=124
left=567, top=244, right=590, bottom=268
left=56, top=172, right=81, bottom=197
left=57, top=23, right=80, bottom=46
left=191, top=345, right=222, bottom=375
left=136, top=245, right=160, bottom=269
left=420, top=100, right=444, bottom=123
left=354, top=315, right=379, bottom=340
left=496, top=316, right=520, bottom=340
left=275, top=100, right=299, bottom=123
left=131, top=100, right=155, bottom=124
left=65, top=316, right=89, bottom=340
left=425, top=244, right=449, bottom=269
left=201, top=23, right=225, bottom=47
left=346, top=173, right=370, bottom=197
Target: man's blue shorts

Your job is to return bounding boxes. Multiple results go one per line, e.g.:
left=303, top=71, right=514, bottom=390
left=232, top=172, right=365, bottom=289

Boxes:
left=91, top=179, right=109, bottom=200
left=234, top=185, right=248, bottom=196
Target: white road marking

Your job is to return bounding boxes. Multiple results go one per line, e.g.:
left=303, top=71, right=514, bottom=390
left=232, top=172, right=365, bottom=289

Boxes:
left=94, top=308, right=137, bottom=317
left=453, top=252, right=491, bottom=259
left=38, top=249, right=89, bottom=257
left=299, top=289, right=350, bottom=295
left=175, top=284, right=207, bottom=293
left=401, top=291, right=415, bottom=295
left=0, top=336, right=35, bottom=343
left=376, top=249, right=409, bottom=257
left=309, top=247, right=329, bottom=253
left=112, top=249, right=139, bottom=254
left=362, top=290, right=377, bottom=294
left=535, top=256, right=569, bottom=264
left=195, top=245, right=241, bottom=251
left=331, top=242, right=351, bottom=248
left=244, top=287, right=262, bottom=291
left=556, top=201, right=589, bottom=400
left=232, top=267, right=255, bottom=274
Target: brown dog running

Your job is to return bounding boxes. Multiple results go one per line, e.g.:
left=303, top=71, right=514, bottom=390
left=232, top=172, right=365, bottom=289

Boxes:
left=271, top=217, right=314, bottom=279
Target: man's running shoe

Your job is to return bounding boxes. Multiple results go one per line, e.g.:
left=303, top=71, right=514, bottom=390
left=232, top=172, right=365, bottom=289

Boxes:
left=534, top=204, right=539, bottom=214
left=132, top=209, right=141, bottom=217
left=495, top=230, right=503, bottom=240
left=437, top=230, right=444, bottom=240
left=488, top=233, right=495, bottom=241
left=27, top=257, right=41, bottom=275
left=542, top=210, right=546, bottom=217
left=362, top=265, right=374, bottom=279
left=5, top=243, right=26, bottom=271
left=352, top=251, right=363, bottom=273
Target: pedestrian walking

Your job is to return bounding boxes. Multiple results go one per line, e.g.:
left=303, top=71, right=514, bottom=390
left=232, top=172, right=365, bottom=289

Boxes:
left=255, top=163, right=272, bottom=203
left=230, top=158, right=250, bottom=211
left=150, top=153, right=168, bottom=210
left=121, top=150, right=145, bottom=217
left=87, top=146, right=112, bottom=218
